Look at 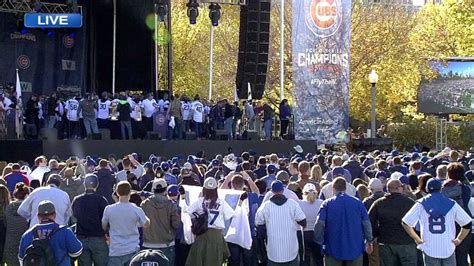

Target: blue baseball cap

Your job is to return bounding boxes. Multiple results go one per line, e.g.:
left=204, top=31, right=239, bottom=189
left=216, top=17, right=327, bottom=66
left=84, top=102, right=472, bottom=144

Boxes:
left=267, top=165, right=277, bottom=174
left=211, top=159, right=220, bottom=167
left=426, top=178, right=442, bottom=193
left=332, top=166, right=345, bottom=178
left=375, top=171, right=389, bottom=180
left=271, top=180, right=284, bottom=193
left=161, top=162, right=170, bottom=171
left=167, top=185, right=179, bottom=196
left=144, top=162, right=153, bottom=169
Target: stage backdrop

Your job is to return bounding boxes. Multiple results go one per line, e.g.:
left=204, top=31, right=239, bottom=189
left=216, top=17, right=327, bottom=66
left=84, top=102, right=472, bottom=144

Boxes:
left=292, top=0, right=351, bottom=143
left=0, top=12, right=87, bottom=97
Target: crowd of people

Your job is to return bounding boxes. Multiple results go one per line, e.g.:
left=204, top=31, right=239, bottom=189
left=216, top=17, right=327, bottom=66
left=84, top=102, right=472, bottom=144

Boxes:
left=0, top=146, right=473, bottom=265
left=0, top=90, right=295, bottom=141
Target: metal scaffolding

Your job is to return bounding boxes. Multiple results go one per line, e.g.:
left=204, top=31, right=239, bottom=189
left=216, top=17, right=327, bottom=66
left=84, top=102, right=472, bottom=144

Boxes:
left=0, top=0, right=82, bottom=14
left=436, top=117, right=448, bottom=151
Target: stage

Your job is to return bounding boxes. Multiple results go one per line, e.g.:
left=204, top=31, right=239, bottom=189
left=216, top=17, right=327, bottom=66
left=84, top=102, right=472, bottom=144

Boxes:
left=0, top=140, right=318, bottom=163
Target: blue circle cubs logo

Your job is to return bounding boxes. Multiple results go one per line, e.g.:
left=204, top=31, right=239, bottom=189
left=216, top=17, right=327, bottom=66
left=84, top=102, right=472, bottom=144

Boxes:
left=17, top=55, right=31, bottom=69
left=63, top=35, right=75, bottom=48
left=305, top=0, right=342, bottom=38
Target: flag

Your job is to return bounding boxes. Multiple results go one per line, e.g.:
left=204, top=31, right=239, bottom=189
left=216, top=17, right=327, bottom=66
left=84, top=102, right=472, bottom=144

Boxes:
left=15, top=69, right=22, bottom=101
left=247, top=82, right=252, bottom=101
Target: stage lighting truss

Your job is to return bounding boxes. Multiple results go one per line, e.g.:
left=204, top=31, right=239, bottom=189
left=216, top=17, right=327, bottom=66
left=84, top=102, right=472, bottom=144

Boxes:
left=0, top=0, right=82, bottom=15
left=209, top=3, right=221, bottom=26
left=155, top=0, right=168, bottom=22
left=198, top=0, right=245, bottom=5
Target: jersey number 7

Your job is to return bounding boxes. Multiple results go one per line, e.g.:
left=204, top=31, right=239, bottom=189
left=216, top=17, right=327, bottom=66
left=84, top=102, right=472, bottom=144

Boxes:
left=209, top=210, right=219, bottom=225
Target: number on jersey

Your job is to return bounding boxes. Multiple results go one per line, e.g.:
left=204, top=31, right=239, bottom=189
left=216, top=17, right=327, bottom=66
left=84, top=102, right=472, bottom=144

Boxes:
left=428, top=215, right=446, bottom=234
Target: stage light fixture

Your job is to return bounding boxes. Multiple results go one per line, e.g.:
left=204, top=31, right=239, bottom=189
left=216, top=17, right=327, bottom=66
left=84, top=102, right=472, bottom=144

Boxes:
left=186, top=0, right=199, bottom=25
left=209, top=3, right=221, bottom=27
left=32, top=0, right=42, bottom=12
left=155, top=0, right=168, bottom=22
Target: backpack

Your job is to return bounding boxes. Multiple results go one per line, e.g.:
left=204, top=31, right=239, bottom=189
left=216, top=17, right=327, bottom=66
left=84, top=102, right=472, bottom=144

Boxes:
left=191, top=203, right=209, bottom=236
left=23, top=225, right=65, bottom=266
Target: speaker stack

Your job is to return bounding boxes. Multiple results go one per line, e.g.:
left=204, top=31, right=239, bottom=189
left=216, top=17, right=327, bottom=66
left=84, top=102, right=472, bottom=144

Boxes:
left=235, top=0, right=271, bottom=100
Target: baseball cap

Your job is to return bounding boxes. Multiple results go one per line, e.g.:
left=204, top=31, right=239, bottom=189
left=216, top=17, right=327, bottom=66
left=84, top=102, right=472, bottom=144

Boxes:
left=303, top=183, right=316, bottom=193
left=267, top=165, right=277, bottom=174
left=183, top=162, right=193, bottom=170
left=144, top=162, right=153, bottom=169
left=161, top=162, right=170, bottom=171
left=271, top=180, right=284, bottom=193
left=129, top=249, right=169, bottom=266
left=38, top=200, right=55, bottom=215
left=294, top=145, right=303, bottom=154
left=203, top=177, right=218, bottom=190
left=84, top=174, right=99, bottom=188
left=469, top=159, right=474, bottom=165
left=211, top=159, right=220, bottom=167
left=375, top=171, right=389, bottom=180
left=426, top=178, right=442, bottom=193
left=276, top=170, right=290, bottom=182
left=167, top=185, right=179, bottom=197
left=368, top=178, right=383, bottom=191
left=332, top=166, right=345, bottom=178
left=151, top=179, right=168, bottom=191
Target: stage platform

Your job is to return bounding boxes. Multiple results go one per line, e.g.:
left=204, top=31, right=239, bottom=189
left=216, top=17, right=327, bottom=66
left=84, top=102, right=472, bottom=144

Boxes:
left=0, top=140, right=318, bottom=163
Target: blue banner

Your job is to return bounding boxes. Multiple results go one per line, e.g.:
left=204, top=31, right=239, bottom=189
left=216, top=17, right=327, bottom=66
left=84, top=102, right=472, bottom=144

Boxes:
left=24, top=13, right=83, bottom=28
left=292, top=0, right=351, bottom=143
left=0, top=12, right=87, bottom=97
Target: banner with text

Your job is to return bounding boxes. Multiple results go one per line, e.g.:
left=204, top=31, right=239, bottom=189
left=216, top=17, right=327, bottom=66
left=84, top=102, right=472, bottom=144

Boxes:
left=292, top=0, right=351, bottom=143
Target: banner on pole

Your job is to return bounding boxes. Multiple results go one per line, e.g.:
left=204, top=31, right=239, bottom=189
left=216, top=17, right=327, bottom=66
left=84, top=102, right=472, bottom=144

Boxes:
left=291, top=0, right=351, bottom=143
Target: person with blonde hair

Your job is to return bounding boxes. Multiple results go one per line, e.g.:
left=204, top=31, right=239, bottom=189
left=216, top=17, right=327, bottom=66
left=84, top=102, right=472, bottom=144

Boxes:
left=356, top=184, right=370, bottom=201
left=310, top=165, right=323, bottom=183
left=298, top=183, right=324, bottom=265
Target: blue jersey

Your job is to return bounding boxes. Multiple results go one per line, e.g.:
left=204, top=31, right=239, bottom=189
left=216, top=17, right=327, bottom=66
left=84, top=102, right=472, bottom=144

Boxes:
left=318, top=193, right=369, bottom=260
left=19, top=223, right=83, bottom=266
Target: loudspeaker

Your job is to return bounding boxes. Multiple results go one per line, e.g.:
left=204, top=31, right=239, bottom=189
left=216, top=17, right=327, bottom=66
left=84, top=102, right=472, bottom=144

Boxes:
left=215, top=130, right=228, bottom=140
left=147, top=132, right=162, bottom=140
left=185, top=132, right=197, bottom=140
left=242, top=130, right=259, bottom=140
left=236, top=0, right=271, bottom=100
left=40, top=128, right=57, bottom=140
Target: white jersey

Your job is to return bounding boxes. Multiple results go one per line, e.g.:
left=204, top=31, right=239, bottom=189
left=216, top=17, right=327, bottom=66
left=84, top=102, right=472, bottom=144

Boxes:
left=191, top=101, right=204, bottom=123
left=158, top=99, right=170, bottom=112
left=187, top=198, right=234, bottom=230
left=130, top=101, right=142, bottom=121
left=3, top=97, right=13, bottom=110
left=182, top=101, right=191, bottom=120
left=55, top=102, right=64, bottom=121
left=97, top=99, right=111, bottom=119
left=403, top=201, right=472, bottom=259
left=142, top=99, right=157, bottom=118
left=38, top=102, right=44, bottom=119
left=65, top=99, right=80, bottom=121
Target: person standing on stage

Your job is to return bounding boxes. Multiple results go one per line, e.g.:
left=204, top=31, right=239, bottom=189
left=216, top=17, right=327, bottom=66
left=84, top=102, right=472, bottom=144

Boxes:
left=168, top=94, right=183, bottom=140
left=181, top=96, right=192, bottom=134
left=97, top=92, right=111, bottom=129
left=45, top=92, right=58, bottom=129
left=65, top=95, right=81, bottom=139
left=117, top=96, right=132, bottom=140
left=142, top=93, right=158, bottom=133
left=279, top=99, right=291, bottom=139
left=79, top=93, right=99, bottom=139
left=191, top=95, right=204, bottom=139
left=263, top=103, right=274, bottom=141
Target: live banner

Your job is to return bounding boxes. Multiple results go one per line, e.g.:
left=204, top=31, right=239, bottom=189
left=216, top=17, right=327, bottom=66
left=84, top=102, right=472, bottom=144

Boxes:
left=292, top=0, right=351, bottom=143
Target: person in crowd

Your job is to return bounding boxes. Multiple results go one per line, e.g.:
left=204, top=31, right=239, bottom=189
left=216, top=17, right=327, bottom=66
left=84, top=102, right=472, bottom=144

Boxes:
left=18, top=174, right=71, bottom=227
left=279, top=99, right=291, bottom=139
left=343, top=156, right=365, bottom=180
left=78, top=93, right=99, bottom=138
left=319, top=174, right=357, bottom=200
left=4, top=163, right=30, bottom=193
left=256, top=180, right=306, bottom=265
left=436, top=165, right=448, bottom=181
left=415, top=174, right=433, bottom=199
left=441, top=163, right=473, bottom=266
left=186, top=177, right=235, bottom=266
left=140, top=179, right=181, bottom=265
left=72, top=174, right=109, bottom=266
left=129, top=249, right=170, bottom=266
left=42, top=159, right=60, bottom=186
left=139, top=162, right=155, bottom=189
left=262, top=171, right=301, bottom=203
left=363, top=178, right=385, bottom=210
left=116, top=155, right=144, bottom=182
left=254, top=157, right=268, bottom=179
left=464, top=159, right=474, bottom=181
left=191, top=95, right=205, bottom=139
left=92, top=159, right=116, bottom=205
left=60, top=167, right=85, bottom=201
left=298, top=183, right=324, bottom=266
left=0, top=185, right=9, bottom=263
left=65, top=95, right=81, bottom=139
left=262, top=103, right=274, bottom=141
left=403, top=178, right=472, bottom=266
left=259, top=164, right=277, bottom=190
left=357, top=184, right=370, bottom=201
left=368, top=179, right=416, bottom=266
left=323, top=157, right=352, bottom=182
left=3, top=183, right=29, bottom=266
left=314, top=177, right=374, bottom=266
left=297, top=161, right=315, bottom=189
left=102, top=181, right=150, bottom=266
left=18, top=200, right=83, bottom=265
left=388, top=156, right=409, bottom=175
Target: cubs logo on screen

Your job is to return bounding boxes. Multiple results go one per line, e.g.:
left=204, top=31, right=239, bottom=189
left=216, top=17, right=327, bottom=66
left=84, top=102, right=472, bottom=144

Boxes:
left=305, top=0, right=342, bottom=37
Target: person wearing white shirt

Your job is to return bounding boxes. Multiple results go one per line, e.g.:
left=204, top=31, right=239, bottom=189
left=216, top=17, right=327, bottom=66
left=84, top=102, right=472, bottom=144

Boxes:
left=182, top=98, right=192, bottom=132
left=97, top=93, right=111, bottom=129
left=186, top=177, right=235, bottom=266
left=17, top=174, right=72, bottom=228
left=65, top=97, right=81, bottom=139
left=142, top=94, right=157, bottom=132
left=256, top=180, right=306, bottom=265
left=319, top=178, right=357, bottom=200
left=402, top=179, right=472, bottom=266
left=191, top=96, right=204, bottom=138
left=115, top=155, right=145, bottom=182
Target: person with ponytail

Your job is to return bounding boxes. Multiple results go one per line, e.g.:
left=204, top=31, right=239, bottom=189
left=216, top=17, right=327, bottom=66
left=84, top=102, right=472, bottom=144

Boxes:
left=298, top=183, right=324, bottom=266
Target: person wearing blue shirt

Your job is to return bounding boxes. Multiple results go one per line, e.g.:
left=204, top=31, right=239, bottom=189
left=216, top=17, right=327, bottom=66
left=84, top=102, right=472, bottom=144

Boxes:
left=314, top=177, right=374, bottom=266
left=259, top=165, right=278, bottom=190
left=19, top=200, right=83, bottom=266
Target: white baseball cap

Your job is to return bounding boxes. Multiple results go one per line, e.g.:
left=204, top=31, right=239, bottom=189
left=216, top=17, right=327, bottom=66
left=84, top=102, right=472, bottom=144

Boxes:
left=203, top=177, right=218, bottom=190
